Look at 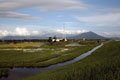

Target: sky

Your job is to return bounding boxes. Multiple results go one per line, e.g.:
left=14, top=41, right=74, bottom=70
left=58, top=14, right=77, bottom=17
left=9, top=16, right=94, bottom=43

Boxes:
left=0, top=0, right=120, bottom=37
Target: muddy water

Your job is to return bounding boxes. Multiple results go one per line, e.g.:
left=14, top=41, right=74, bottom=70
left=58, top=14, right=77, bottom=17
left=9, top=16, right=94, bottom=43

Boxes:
left=0, top=44, right=103, bottom=80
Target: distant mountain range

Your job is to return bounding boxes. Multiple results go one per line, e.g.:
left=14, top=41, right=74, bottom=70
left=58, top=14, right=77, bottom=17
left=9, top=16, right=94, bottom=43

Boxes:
left=67, top=31, right=106, bottom=40
left=0, top=36, right=47, bottom=40
left=0, top=31, right=119, bottom=40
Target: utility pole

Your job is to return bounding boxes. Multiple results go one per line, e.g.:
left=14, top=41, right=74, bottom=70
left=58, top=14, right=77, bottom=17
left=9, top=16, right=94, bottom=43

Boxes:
left=63, top=23, right=67, bottom=41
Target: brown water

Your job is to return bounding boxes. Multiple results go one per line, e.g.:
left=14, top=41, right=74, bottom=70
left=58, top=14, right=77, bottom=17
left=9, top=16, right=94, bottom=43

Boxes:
left=0, top=44, right=103, bottom=80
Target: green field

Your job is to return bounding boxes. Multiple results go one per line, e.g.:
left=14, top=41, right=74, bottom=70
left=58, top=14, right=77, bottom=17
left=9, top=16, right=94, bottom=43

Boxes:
left=20, top=41, right=120, bottom=80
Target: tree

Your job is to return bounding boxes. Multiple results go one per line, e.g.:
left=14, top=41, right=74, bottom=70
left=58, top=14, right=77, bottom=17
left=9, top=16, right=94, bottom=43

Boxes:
left=48, top=37, right=52, bottom=42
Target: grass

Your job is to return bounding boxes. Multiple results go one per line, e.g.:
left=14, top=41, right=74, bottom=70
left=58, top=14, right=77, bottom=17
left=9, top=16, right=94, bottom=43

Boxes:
left=20, top=41, right=120, bottom=80
left=0, top=50, right=60, bottom=67
left=35, top=45, right=95, bottom=67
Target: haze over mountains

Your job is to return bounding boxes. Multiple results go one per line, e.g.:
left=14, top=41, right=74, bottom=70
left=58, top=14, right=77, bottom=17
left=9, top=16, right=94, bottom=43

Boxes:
left=0, top=31, right=119, bottom=40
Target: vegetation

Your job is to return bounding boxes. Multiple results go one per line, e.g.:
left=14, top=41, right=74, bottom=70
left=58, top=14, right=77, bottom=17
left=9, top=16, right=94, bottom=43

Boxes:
left=79, top=40, right=100, bottom=45
left=41, top=41, right=74, bottom=48
left=0, top=42, right=40, bottom=48
left=0, top=40, right=100, bottom=79
left=0, top=68, right=9, bottom=78
left=35, top=45, right=95, bottom=67
left=0, top=41, right=98, bottom=68
left=20, top=41, right=120, bottom=80
left=0, top=50, right=60, bottom=67
left=42, top=40, right=100, bottom=48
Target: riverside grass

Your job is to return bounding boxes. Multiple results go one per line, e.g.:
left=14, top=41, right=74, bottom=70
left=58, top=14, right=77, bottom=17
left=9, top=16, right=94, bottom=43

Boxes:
left=20, top=41, right=120, bottom=80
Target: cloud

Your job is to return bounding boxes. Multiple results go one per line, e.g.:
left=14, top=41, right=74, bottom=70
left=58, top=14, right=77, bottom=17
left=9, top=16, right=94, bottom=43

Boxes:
left=56, top=29, right=88, bottom=34
left=0, top=27, right=30, bottom=37
left=0, top=30, right=10, bottom=37
left=14, top=27, right=30, bottom=36
left=75, top=13, right=120, bottom=27
left=0, top=0, right=86, bottom=11
left=0, top=27, right=88, bottom=37
left=32, top=31, right=40, bottom=35
left=0, top=0, right=86, bottom=20
left=57, top=15, right=63, bottom=18
left=0, top=11, right=39, bottom=20
left=102, top=8, right=120, bottom=13
left=103, top=32, right=120, bottom=37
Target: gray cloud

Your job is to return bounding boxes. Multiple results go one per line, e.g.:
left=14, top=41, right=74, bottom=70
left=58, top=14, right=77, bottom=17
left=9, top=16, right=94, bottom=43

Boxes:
left=0, top=0, right=86, bottom=20
left=0, top=11, right=39, bottom=20
left=103, top=32, right=120, bottom=37
left=75, top=13, right=120, bottom=27
left=102, top=8, right=120, bottom=13
left=0, top=26, right=88, bottom=37
left=0, top=0, right=86, bottom=11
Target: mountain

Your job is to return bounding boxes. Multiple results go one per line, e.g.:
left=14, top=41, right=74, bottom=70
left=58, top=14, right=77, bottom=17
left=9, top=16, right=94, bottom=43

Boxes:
left=0, top=33, right=63, bottom=40
left=0, top=31, right=107, bottom=40
left=68, top=31, right=106, bottom=40
left=0, top=35, right=51, bottom=40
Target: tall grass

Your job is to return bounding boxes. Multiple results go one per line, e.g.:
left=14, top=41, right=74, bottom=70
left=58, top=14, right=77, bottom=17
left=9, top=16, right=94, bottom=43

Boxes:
left=21, top=41, right=120, bottom=80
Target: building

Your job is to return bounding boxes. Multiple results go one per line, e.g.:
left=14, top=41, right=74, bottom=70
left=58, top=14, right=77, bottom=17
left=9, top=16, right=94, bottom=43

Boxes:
left=52, top=38, right=63, bottom=42
left=83, top=37, right=86, bottom=41
left=48, top=36, right=67, bottom=42
left=48, top=23, right=68, bottom=42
